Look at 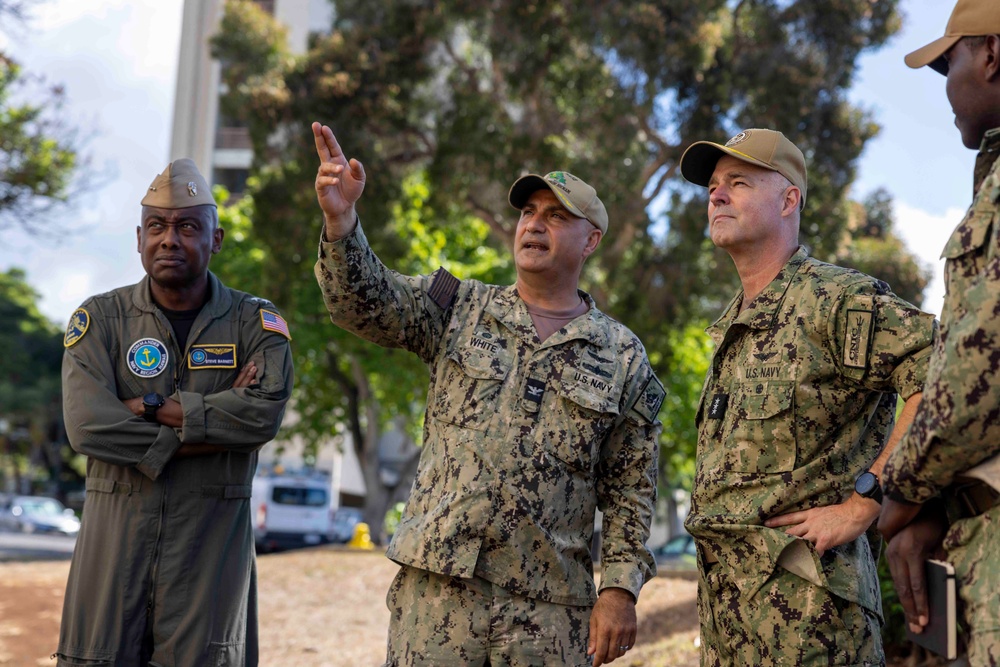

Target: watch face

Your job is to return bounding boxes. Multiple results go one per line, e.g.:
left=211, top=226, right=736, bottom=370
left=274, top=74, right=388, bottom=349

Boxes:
left=143, top=392, right=163, bottom=407
left=856, top=472, right=877, bottom=496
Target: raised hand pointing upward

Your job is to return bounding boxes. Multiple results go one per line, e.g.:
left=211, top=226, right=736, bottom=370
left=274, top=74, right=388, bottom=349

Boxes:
left=312, top=121, right=366, bottom=240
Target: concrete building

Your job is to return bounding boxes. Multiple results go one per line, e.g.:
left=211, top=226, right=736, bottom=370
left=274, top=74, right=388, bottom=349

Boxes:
left=169, top=0, right=333, bottom=196
left=168, top=0, right=366, bottom=506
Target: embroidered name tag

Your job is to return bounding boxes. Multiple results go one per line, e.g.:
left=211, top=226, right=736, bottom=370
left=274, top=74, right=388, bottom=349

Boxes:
left=188, top=344, right=237, bottom=370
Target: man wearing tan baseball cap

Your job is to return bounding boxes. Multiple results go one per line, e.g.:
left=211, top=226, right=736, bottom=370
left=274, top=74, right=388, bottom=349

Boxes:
left=678, top=128, right=936, bottom=666
left=878, top=3, right=1000, bottom=665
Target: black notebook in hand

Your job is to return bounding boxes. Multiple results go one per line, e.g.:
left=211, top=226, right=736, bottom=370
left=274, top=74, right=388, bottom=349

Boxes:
left=905, top=559, right=957, bottom=660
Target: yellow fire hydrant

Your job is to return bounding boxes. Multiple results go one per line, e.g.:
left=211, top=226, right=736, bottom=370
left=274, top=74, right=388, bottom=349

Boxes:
left=347, top=522, right=375, bottom=550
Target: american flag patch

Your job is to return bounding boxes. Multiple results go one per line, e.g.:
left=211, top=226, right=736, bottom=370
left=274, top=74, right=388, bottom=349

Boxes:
left=260, top=309, right=291, bottom=339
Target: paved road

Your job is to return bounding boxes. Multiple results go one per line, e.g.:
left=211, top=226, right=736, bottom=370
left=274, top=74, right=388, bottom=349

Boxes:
left=0, top=530, right=76, bottom=562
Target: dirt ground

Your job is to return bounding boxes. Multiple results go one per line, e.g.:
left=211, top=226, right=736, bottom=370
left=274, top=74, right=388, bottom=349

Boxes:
left=0, top=547, right=700, bottom=666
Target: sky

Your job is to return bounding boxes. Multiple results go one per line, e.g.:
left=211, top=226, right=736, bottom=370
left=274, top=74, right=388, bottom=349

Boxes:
left=0, top=0, right=974, bottom=326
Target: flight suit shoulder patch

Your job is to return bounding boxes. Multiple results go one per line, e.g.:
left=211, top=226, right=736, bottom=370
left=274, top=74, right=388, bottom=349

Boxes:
left=64, top=308, right=90, bottom=348
left=428, top=267, right=460, bottom=310
left=260, top=309, right=291, bottom=340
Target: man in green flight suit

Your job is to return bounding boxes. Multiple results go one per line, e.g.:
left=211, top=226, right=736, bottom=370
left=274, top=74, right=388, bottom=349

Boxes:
left=879, top=1, right=1000, bottom=664
left=56, top=159, right=294, bottom=666
left=310, top=121, right=662, bottom=666
left=679, top=128, right=937, bottom=666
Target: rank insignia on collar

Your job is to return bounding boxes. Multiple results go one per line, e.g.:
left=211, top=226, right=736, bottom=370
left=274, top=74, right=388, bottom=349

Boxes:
left=707, top=393, right=729, bottom=420
left=64, top=308, right=90, bottom=348
left=127, top=338, right=169, bottom=378
left=524, top=378, right=546, bottom=404
left=188, top=344, right=237, bottom=370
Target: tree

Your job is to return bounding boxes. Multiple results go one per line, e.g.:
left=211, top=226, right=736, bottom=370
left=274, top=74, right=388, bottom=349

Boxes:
left=839, top=187, right=932, bottom=308
left=0, top=1, right=83, bottom=235
left=210, top=0, right=924, bottom=537
left=0, top=268, right=77, bottom=497
left=210, top=175, right=514, bottom=543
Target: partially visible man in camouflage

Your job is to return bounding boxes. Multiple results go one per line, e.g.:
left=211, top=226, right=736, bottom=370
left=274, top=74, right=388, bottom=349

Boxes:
left=878, top=2, right=1000, bottom=664
left=679, top=128, right=937, bottom=666
left=309, top=122, right=662, bottom=666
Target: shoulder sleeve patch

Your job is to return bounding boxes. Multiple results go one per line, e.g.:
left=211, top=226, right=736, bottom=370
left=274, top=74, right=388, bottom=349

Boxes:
left=843, top=295, right=875, bottom=370
left=427, top=267, right=460, bottom=311
left=631, top=373, right=665, bottom=423
left=64, top=308, right=90, bottom=348
left=260, top=309, right=292, bottom=340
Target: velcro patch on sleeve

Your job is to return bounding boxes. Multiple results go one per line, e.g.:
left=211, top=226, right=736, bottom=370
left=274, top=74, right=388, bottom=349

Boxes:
left=843, top=305, right=874, bottom=370
left=64, top=308, right=90, bottom=348
left=631, top=373, right=665, bottom=423
left=260, top=309, right=291, bottom=340
left=428, top=268, right=460, bottom=310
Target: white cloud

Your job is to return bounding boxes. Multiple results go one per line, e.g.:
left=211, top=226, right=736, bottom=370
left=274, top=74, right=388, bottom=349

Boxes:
left=893, top=201, right=966, bottom=317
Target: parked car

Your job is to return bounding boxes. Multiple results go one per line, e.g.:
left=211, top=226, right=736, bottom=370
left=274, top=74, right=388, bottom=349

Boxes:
left=0, top=495, right=81, bottom=536
left=650, top=533, right=697, bottom=572
left=251, top=473, right=332, bottom=552
left=328, top=507, right=364, bottom=544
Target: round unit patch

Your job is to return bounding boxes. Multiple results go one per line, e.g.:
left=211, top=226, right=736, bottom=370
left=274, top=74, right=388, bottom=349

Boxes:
left=191, top=349, right=207, bottom=364
left=725, top=130, right=750, bottom=147
left=127, top=338, right=169, bottom=378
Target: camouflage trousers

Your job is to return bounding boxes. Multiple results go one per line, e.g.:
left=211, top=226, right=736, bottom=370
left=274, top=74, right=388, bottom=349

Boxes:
left=383, top=565, right=592, bottom=666
left=697, top=563, right=882, bottom=666
left=944, top=504, right=1000, bottom=666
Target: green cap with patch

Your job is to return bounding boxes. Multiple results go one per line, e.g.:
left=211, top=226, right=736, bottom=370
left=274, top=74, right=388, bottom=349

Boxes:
left=140, top=158, right=216, bottom=209
left=508, top=171, right=609, bottom=234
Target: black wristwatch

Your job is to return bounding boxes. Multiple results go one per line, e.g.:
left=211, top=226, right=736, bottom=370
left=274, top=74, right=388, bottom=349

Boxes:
left=142, top=392, right=165, bottom=423
left=855, top=471, right=883, bottom=504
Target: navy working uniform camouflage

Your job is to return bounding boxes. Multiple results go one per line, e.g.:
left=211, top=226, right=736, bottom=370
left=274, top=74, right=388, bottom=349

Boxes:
left=686, top=247, right=936, bottom=666
left=883, top=127, right=1000, bottom=665
left=314, top=221, right=661, bottom=659
left=57, top=273, right=293, bottom=666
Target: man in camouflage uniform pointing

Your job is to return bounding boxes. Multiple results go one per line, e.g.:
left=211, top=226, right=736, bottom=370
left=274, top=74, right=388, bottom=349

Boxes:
left=879, top=1, right=1000, bottom=663
left=679, top=129, right=936, bottom=665
left=310, top=122, right=661, bottom=666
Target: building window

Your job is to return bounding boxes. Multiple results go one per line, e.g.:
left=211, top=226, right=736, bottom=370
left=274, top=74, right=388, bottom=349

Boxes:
left=213, top=168, right=250, bottom=197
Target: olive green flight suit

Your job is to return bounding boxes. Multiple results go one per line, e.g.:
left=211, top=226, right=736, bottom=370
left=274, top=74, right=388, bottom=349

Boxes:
left=56, top=272, right=293, bottom=667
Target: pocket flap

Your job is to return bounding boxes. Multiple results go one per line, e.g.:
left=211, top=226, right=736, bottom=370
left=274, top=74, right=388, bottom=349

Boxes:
left=85, top=478, right=131, bottom=494
left=556, top=375, right=620, bottom=415
left=740, top=382, right=793, bottom=419
left=447, top=348, right=508, bottom=381
left=941, top=210, right=993, bottom=259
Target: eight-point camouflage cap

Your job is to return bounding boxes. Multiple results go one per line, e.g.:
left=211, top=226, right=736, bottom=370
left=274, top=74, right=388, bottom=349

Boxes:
left=508, top=171, right=609, bottom=234
left=679, top=128, right=808, bottom=208
left=905, top=0, right=1000, bottom=75
left=140, top=158, right=216, bottom=209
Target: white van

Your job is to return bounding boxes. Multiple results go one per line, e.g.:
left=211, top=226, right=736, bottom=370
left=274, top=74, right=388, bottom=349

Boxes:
left=251, top=472, right=331, bottom=552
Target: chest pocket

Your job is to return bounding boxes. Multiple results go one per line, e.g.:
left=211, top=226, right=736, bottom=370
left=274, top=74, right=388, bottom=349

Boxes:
left=942, top=210, right=994, bottom=286
left=431, top=346, right=511, bottom=431
left=535, top=374, right=620, bottom=473
left=726, top=381, right=796, bottom=473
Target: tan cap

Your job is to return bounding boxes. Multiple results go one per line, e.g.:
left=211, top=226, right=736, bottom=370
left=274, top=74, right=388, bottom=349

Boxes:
left=140, top=158, right=216, bottom=209
left=679, top=128, right=808, bottom=207
left=508, top=171, right=609, bottom=234
left=905, top=0, right=1000, bottom=75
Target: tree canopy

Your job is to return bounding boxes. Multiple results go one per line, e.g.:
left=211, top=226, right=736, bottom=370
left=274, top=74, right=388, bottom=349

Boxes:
left=0, top=1, right=82, bottom=235
left=210, top=0, right=921, bottom=494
